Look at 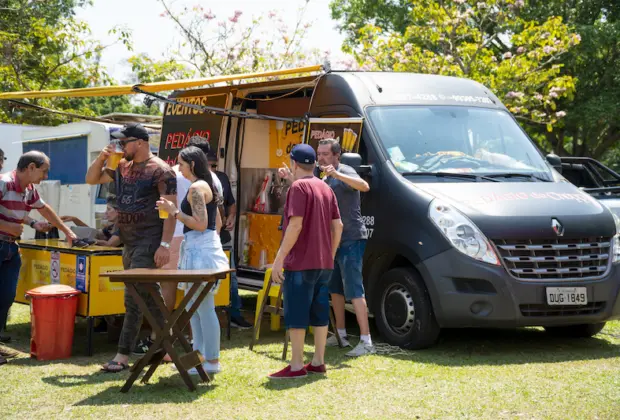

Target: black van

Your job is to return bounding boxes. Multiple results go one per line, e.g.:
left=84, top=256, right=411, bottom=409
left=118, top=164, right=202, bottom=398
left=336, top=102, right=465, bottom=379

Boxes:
left=309, top=72, right=620, bottom=349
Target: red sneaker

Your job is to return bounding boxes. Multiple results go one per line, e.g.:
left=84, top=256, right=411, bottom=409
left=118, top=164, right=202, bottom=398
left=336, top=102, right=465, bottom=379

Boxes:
left=304, top=363, right=326, bottom=374
left=268, top=365, right=307, bottom=380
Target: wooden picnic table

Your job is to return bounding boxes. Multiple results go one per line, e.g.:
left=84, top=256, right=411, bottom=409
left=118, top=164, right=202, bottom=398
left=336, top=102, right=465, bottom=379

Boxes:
left=106, top=268, right=234, bottom=393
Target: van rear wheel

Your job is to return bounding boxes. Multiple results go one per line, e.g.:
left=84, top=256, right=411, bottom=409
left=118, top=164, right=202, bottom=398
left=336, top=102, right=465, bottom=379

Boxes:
left=544, top=322, right=606, bottom=338
left=374, top=267, right=440, bottom=349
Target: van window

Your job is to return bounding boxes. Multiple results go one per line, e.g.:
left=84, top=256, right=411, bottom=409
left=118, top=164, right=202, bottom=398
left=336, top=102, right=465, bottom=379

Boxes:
left=366, top=106, right=552, bottom=178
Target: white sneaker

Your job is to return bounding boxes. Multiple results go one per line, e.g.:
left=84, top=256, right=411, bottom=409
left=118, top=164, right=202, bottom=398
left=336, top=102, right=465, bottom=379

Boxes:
left=203, top=362, right=221, bottom=374
left=173, top=363, right=221, bottom=375
left=345, top=341, right=376, bottom=357
left=326, top=334, right=351, bottom=347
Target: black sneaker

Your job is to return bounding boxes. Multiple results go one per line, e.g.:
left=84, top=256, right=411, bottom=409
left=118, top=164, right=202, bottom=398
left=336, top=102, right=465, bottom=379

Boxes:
left=133, top=337, right=154, bottom=355
left=0, top=335, right=10, bottom=344
left=231, top=316, right=253, bottom=330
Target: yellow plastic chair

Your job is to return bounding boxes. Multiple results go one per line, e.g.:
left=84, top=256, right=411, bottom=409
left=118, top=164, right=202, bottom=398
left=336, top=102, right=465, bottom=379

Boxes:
left=253, top=268, right=282, bottom=332
left=250, top=269, right=341, bottom=360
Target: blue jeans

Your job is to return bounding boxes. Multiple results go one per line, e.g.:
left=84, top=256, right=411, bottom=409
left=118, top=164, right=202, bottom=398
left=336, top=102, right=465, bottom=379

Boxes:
left=179, top=230, right=229, bottom=361
left=329, top=240, right=367, bottom=300
left=228, top=257, right=242, bottom=319
left=0, top=241, right=21, bottom=333
left=282, top=269, right=332, bottom=329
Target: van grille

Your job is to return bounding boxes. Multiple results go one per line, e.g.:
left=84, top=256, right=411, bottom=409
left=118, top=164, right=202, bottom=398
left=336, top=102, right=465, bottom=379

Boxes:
left=494, top=237, right=612, bottom=280
left=520, top=302, right=605, bottom=317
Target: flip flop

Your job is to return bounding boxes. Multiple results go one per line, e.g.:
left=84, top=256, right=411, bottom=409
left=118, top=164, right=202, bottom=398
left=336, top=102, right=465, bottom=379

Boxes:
left=101, top=360, right=129, bottom=373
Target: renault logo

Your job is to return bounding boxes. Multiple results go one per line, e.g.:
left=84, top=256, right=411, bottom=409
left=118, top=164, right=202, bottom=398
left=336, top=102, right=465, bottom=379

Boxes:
left=551, top=218, right=564, bottom=236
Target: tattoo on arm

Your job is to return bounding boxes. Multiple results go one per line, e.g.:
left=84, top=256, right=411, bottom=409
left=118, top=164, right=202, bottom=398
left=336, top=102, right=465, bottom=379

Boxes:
left=190, top=188, right=207, bottom=223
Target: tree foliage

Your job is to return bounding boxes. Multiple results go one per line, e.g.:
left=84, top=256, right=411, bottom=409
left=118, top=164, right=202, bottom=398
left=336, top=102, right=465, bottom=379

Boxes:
left=128, top=0, right=324, bottom=83
left=331, top=0, right=620, bottom=161
left=350, top=0, right=580, bottom=130
left=0, top=0, right=150, bottom=125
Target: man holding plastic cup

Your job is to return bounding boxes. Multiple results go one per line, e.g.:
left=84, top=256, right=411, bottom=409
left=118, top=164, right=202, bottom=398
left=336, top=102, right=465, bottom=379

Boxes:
left=86, top=122, right=177, bottom=372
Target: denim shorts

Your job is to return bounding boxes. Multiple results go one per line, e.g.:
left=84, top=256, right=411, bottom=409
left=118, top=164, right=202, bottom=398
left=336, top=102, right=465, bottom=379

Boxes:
left=329, top=240, right=366, bottom=300
left=282, top=269, right=332, bottom=329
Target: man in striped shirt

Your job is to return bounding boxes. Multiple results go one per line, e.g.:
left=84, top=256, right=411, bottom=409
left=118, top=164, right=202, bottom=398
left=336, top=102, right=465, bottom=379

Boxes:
left=0, top=151, right=77, bottom=364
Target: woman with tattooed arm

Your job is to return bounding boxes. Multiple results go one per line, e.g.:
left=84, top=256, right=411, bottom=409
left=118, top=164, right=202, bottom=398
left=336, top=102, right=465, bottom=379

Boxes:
left=156, top=146, right=227, bottom=374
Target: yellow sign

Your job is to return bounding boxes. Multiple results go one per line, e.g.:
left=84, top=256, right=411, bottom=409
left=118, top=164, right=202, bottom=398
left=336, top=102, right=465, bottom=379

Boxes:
left=89, top=256, right=125, bottom=316
left=98, top=266, right=125, bottom=292
left=306, top=117, right=364, bottom=154
left=31, top=259, right=50, bottom=285
left=269, top=120, right=306, bottom=168
left=59, top=253, right=77, bottom=287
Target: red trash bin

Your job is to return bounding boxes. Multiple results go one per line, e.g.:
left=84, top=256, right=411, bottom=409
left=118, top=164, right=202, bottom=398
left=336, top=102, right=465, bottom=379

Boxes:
left=26, top=285, right=80, bottom=361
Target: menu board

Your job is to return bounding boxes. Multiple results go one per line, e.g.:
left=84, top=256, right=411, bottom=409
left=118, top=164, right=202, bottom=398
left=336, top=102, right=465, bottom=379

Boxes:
left=305, top=118, right=364, bottom=154
left=269, top=120, right=306, bottom=168
left=159, top=93, right=229, bottom=166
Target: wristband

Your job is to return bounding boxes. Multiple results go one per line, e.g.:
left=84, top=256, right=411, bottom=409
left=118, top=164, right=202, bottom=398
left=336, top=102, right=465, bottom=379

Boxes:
left=29, top=220, right=36, bottom=229
left=160, top=241, right=170, bottom=249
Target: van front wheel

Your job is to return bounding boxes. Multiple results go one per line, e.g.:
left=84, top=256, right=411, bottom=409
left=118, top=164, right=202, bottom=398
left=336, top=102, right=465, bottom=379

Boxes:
left=374, top=267, right=440, bottom=349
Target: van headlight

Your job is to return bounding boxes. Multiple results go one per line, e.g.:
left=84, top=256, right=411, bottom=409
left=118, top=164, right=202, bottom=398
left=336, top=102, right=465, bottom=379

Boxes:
left=429, top=199, right=500, bottom=265
left=600, top=202, right=620, bottom=264
left=611, top=213, right=620, bottom=264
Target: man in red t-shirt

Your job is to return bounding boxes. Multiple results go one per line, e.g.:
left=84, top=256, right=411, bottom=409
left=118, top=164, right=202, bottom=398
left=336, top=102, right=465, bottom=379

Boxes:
left=269, top=144, right=343, bottom=380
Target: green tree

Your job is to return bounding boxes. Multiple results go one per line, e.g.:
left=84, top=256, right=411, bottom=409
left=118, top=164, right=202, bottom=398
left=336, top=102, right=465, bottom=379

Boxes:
left=518, top=1, right=620, bottom=160
left=331, top=0, right=620, bottom=162
left=352, top=0, right=580, bottom=130
left=0, top=0, right=143, bottom=125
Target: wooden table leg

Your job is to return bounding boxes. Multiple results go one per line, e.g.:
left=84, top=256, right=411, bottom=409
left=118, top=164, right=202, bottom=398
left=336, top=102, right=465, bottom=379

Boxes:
left=119, top=280, right=219, bottom=393
left=171, top=283, right=215, bottom=384
left=143, top=283, right=214, bottom=385
left=161, top=339, right=196, bottom=391
left=121, top=284, right=167, bottom=393
left=329, top=306, right=344, bottom=348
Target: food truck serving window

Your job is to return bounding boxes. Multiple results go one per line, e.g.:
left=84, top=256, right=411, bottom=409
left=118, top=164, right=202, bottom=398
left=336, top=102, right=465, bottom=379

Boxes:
left=23, top=136, right=88, bottom=184
left=366, top=106, right=552, bottom=178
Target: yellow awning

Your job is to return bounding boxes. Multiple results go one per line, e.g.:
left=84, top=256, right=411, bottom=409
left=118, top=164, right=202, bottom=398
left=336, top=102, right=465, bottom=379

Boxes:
left=0, top=65, right=323, bottom=100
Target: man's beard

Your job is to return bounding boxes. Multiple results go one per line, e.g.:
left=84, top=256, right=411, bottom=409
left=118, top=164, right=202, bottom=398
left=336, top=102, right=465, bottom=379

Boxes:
left=124, top=153, right=134, bottom=161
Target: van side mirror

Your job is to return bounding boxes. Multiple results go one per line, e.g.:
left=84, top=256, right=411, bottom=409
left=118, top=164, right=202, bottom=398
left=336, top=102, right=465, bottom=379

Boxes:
left=546, top=153, right=563, bottom=174
left=341, top=152, right=372, bottom=176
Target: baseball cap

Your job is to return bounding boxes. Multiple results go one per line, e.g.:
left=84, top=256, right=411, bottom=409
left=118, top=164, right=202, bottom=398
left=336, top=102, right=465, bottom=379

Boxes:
left=111, top=123, right=149, bottom=141
left=290, top=144, right=316, bottom=164
left=207, top=151, right=218, bottom=162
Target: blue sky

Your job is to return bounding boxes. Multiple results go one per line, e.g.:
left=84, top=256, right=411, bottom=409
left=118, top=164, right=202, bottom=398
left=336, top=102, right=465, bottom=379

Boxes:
left=76, top=0, right=347, bottom=82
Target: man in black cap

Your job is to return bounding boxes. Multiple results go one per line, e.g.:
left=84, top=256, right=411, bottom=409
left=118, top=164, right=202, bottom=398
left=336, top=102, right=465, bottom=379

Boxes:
left=86, top=123, right=177, bottom=372
left=268, top=144, right=343, bottom=379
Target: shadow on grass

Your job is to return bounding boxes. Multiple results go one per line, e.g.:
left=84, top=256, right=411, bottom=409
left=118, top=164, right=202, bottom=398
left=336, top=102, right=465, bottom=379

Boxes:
left=262, top=371, right=328, bottom=391
left=385, top=327, right=620, bottom=366
left=70, top=375, right=217, bottom=405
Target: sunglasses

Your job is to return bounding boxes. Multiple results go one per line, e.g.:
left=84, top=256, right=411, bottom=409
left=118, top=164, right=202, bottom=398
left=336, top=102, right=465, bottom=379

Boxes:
left=118, top=138, right=140, bottom=148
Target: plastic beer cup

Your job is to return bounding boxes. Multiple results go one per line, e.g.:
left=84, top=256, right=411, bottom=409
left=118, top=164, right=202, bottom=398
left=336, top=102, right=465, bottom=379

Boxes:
left=159, top=208, right=169, bottom=219
left=106, top=141, right=123, bottom=170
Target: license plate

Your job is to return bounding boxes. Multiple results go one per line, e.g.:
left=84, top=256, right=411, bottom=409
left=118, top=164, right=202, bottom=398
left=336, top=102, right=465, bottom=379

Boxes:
left=546, top=287, right=588, bottom=306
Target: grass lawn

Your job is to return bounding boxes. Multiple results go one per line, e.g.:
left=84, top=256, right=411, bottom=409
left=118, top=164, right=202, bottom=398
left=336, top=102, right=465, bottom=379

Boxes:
left=1, top=295, right=619, bottom=420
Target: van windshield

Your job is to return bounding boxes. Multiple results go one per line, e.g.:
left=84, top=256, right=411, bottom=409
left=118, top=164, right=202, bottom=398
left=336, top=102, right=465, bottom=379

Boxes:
left=366, top=106, right=553, bottom=181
